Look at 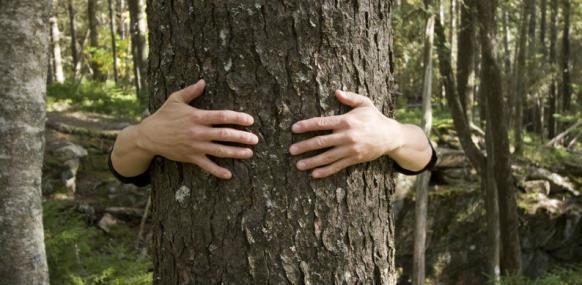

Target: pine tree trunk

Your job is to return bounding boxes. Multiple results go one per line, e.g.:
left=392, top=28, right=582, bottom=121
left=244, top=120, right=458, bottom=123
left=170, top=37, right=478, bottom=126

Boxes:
left=128, top=0, right=148, bottom=107
left=88, top=0, right=102, bottom=79
left=513, top=2, right=529, bottom=155
left=50, top=14, right=65, bottom=83
left=457, top=0, right=476, bottom=124
left=561, top=0, right=571, bottom=114
left=108, top=0, right=119, bottom=83
left=477, top=0, right=522, bottom=275
left=412, top=3, right=434, bottom=284
left=548, top=0, right=558, bottom=139
left=68, top=0, right=80, bottom=77
left=147, top=1, right=397, bottom=284
left=0, top=1, right=50, bottom=284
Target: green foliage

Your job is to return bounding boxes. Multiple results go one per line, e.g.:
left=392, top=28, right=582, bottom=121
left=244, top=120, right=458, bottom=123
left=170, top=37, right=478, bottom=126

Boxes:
left=395, top=107, right=454, bottom=130
left=43, top=200, right=152, bottom=285
left=499, top=264, right=582, bottom=285
left=47, top=80, right=142, bottom=121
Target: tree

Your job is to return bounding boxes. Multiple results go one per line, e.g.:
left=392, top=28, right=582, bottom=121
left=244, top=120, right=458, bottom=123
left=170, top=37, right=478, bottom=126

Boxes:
left=513, top=1, right=529, bottom=154
left=457, top=0, right=476, bottom=123
left=147, top=1, right=396, bottom=283
left=561, top=0, right=571, bottom=113
left=412, top=2, right=435, bottom=284
left=50, top=9, right=65, bottom=83
left=108, top=0, right=119, bottom=83
left=477, top=0, right=522, bottom=275
left=67, top=0, right=80, bottom=77
left=548, top=0, right=558, bottom=138
left=0, top=0, right=50, bottom=284
left=88, top=0, right=102, bottom=79
left=128, top=0, right=148, bottom=106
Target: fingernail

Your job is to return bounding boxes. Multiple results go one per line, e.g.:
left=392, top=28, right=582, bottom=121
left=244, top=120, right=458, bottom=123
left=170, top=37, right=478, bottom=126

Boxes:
left=292, top=123, right=301, bottom=133
left=289, top=145, right=297, bottom=155
left=223, top=171, right=232, bottom=179
left=312, top=170, right=321, bottom=178
left=296, top=161, right=305, bottom=170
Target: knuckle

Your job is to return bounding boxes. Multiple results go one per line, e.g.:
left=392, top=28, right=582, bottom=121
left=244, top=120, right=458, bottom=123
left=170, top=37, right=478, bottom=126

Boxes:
left=345, top=132, right=357, bottom=143
left=218, top=128, right=229, bottom=139
left=315, top=137, right=326, bottom=148
left=342, top=117, right=354, bottom=128
left=317, top=118, right=327, bottom=128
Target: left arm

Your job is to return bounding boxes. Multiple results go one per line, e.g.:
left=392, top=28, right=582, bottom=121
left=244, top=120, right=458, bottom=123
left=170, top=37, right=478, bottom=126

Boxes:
left=289, top=90, right=435, bottom=178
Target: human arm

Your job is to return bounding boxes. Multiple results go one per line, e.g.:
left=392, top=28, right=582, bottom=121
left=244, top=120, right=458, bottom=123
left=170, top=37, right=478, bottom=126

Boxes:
left=289, top=90, right=436, bottom=178
left=109, top=80, right=259, bottom=181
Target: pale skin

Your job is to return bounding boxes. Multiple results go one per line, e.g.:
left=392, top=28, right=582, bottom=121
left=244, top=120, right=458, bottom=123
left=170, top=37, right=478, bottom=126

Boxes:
left=111, top=79, right=433, bottom=180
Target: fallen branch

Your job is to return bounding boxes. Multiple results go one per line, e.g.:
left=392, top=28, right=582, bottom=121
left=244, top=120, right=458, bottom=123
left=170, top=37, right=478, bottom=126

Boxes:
left=47, top=120, right=119, bottom=139
left=545, top=120, right=582, bottom=147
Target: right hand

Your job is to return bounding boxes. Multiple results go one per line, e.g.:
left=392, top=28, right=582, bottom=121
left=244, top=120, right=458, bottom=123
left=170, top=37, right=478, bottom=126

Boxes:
left=136, top=79, right=258, bottom=179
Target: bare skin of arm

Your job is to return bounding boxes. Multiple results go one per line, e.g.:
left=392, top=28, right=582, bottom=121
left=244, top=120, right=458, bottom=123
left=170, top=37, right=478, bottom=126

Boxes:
left=110, top=80, right=259, bottom=180
left=289, top=90, right=433, bottom=179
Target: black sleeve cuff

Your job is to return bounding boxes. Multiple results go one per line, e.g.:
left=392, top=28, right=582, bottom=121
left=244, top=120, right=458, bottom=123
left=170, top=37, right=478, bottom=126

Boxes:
left=107, top=149, right=151, bottom=187
left=393, top=138, right=438, bottom=176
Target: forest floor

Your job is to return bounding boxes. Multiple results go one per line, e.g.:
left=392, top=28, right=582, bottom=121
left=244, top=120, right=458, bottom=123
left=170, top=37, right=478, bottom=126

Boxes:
left=41, top=83, right=582, bottom=284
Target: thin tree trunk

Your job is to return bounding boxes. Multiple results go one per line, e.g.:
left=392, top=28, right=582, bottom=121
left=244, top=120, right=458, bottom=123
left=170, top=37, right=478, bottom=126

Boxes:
left=477, top=0, right=523, bottom=275
left=412, top=5, right=435, bottom=284
left=68, top=0, right=80, bottom=78
left=449, top=0, right=458, bottom=70
left=108, top=0, right=119, bottom=83
left=457, top=0, right=476, bottom=124
left=513, top=2, right=529, bottom=155
left=147, top=1, right=397, bottom=284
left=548, top=0, right=558, bottom=139
left=502, top=8, right=512, bottom=128
left=128, top=0, right=148, bottom=107
left=50, top=15, right=65, bottom=83
left=88, top=0, right=102, bottom=79
left=561, top=0, right=571, bottom=113
left=0, top=1, right=50, bottom=284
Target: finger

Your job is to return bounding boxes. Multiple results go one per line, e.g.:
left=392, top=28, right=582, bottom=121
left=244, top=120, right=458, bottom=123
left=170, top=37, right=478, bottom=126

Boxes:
left=292, top=115, right=344, bottom=133
left=174, top=79, right=206, bottom=103
left=296, top=146, right=351, bottom=171
left=197, top=110, right=254, bottom=126
left=311, top=157, right=357, bottom=179
left=336, top=90, right=373, bottom=108
left=200, top=143, right=254, bottom=159
left=204, top=127, right=259, bottom=145
left=191, top=155, right=232, bottom=179
left=289, top=133, right=348, bottom=155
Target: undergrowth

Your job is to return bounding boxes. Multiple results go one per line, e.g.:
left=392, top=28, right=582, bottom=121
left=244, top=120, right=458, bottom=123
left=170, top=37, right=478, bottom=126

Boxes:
left=499, top=264, right=582, bottom=285
left=43, top=200, right=152, bottom=285
left=47, top=80, right=142, bottom=121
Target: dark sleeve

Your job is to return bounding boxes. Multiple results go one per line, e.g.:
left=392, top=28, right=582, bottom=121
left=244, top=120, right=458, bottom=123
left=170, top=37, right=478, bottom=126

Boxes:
left=393, top=138, right=438, bottom=176
left=107, top=149, right=151, bottom=187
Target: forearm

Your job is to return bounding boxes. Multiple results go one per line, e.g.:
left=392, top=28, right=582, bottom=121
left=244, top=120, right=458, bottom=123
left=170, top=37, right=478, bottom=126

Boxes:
left=387, top=123, right=433, bottom=172
left=110, top=124, right=155, bottom=177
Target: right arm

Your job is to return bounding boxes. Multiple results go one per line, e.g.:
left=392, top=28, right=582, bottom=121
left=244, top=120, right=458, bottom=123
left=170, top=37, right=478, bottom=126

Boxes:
left=110, top=80, right=259, bottom=180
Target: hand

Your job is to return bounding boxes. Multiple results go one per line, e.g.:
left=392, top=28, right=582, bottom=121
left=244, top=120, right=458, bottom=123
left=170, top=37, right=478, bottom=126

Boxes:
left=289, top=90, right=403, bottom=178
left=136, top=80, right=259, bottom=179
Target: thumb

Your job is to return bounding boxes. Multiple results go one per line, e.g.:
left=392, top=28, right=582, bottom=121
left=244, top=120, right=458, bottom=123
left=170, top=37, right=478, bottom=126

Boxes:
left=174, top=80, right=206, bottom=103
left=335, top=90, right=373, bottom=108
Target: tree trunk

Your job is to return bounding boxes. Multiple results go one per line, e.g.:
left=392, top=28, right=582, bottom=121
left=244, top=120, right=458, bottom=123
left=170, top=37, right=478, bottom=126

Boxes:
left=128, top=0, right=148, bottom=107
left=548, top=0, right=558, bottom=139
left=560, top=0, right=571, bottom=113
left=147, top=1, right=396, bottom=284
left=0, top=1, right=50, bottom=284
left=457, top=0, right=476, bottom=124
left=116, top=0, right=127, bottom=39
left=449, top=0, right=458, bottom=70
left=528, top=0, right=544, bottom=136
left=108, top=0, right=119, bottom=83
left=88, top=0, right=102, bottom=79
left=50, top=14, right=65, bottom=83
left=513, top=2, right=529, bottom=155
left=540, top=0, right=547, bottom=59
left=412, top=4, right=434, bottom=284
left=67, top=0, right=80, bottom=78
left=477, top=0, right=522, bottom=275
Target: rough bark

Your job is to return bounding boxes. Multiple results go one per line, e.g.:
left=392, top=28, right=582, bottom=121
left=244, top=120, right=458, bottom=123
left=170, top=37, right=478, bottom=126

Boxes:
left=412, top=4, right=434, bottom=284
left=67, top=0, right=79, bottom=77
left=560, top=0, right=571, bottom=113
left=88, top=0, right=102, bottom=79
left=477, top=0, right=523, bottom=275
left=147, top=1, right=396, bottom=284
left=50, top=14, right=65, bottom=83
left=128, top=0, right=148, bottom=106
left=457, top=0, right=476, bottom=124
left=108, top=0, right=119, bottom=83
left=0, top=0, right=50, bottom=284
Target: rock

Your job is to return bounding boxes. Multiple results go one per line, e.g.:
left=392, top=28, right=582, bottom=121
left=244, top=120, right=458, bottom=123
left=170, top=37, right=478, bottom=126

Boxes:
left=521, top=180, right=551, bottom=195
left=527, top=167, right=580, bottom=196
left=435, top=148, right=470, bottom=169
left=52, top=141, right=88, bottom=162
left=97, top=213, right=119, bottom=233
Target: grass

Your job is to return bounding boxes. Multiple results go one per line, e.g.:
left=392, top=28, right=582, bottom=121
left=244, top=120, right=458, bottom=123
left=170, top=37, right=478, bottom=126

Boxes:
left=43, top=200, right=152, bottom=285
left=47, top=80, right=143, bottom=121
left=499, top=264, right=582, bottom=285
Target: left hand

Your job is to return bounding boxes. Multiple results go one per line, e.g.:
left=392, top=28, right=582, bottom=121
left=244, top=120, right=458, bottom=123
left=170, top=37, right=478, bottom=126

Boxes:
left=289, top=90, right=403, bottom=178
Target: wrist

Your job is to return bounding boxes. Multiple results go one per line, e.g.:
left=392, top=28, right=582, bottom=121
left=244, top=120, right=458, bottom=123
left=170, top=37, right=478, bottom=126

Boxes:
left=134, top=120, right=156, bottom=156
left=383, top=118, right=405, bottom=157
